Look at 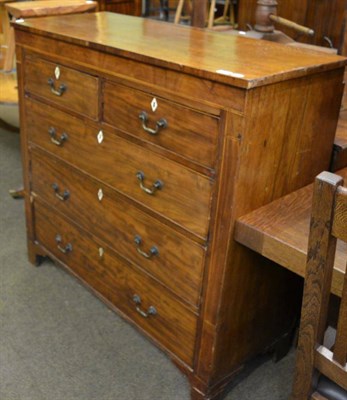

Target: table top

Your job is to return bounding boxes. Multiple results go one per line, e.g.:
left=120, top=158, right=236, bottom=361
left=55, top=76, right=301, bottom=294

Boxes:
left=234, top=167, right=347, bottom=297
left=12, top=12, right=346, bottom=89
left=6, top=0, right=97, bottom=19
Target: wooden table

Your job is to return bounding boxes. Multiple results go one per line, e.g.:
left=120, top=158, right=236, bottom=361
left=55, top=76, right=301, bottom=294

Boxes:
left=235, top=167, right=347, bottom=298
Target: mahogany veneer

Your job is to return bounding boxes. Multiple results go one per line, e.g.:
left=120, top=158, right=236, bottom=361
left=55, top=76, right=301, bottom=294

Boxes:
left=14, top=13, right=346, bottom=399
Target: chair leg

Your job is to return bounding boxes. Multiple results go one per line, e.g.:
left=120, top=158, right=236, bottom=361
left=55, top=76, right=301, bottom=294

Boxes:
left=207, top=0, right=216, bottom=28
left=174, top=0, right=185, bottom=24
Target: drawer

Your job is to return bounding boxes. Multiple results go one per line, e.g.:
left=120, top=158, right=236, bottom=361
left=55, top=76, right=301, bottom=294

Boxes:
left=26, top=99, right=213, bottom=239
left=24, top=55, right=99, bottom=119
left=31, top=149, right=206, bottom=307
left=34, top=201, right=198, bottom=366
left=103, top=82, right=219, bottom=168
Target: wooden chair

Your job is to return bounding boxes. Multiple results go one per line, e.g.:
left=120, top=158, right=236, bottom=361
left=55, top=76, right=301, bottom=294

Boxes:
left=291, top=171, right=347, bottom=400
left=174, top=0, right=235, bottom=28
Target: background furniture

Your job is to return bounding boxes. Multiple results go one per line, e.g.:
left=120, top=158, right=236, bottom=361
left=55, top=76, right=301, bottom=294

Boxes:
left=235, top=167, right=347, bottom=298
left=291, top=171, right=347, bottom=399
left=238, top=0, right=346, bottom=54
left=13, top=12, right=346, bottom=399
left=3, top=0, right=97, bottom=72
left=174, top=0, right=235, bottom=28
left=0, top=0, right=16, bottom=70
left=97, top=0, right=141, bottom=15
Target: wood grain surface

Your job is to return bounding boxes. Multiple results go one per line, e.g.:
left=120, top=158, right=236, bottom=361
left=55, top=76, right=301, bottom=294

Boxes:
left=6, top=0, right=97, bottom=18
left=103, top=81, right=219, bottom=169
left=30, top=148, right=206, bottom=308
left=24, top=55, right=99, bottom=119
left=25, top=99, right=214, bottom=239
left=34, top=200, right=198, bottom=367
left=13, top=12, right=346, bottom=89
left=235, top=168, right=347, bottom=297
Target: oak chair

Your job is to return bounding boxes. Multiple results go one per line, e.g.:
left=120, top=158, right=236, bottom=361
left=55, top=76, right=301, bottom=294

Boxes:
left=174, top=0, right=235, bottom=28
left=291, top=171, right=347, bottom=400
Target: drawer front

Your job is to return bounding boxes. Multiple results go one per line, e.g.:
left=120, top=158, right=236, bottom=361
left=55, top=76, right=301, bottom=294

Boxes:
left=34, top=201, right=198, bottom=366
left=31, top=149, right=205, bottom=307
left=26, top=100, right=213, bottom=239
left=24, top=55, right=99, bottom=119
left=103, top=82, right=219, bottom=168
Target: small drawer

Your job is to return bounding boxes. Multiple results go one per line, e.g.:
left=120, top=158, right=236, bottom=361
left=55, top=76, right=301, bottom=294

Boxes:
left=31, top=149, right=206, bottom=307
left=103, top=82, right=219, bottom=168
left=24, top=55, right=99, bottom=119
left=34, top=201, right=198, bottom=366
left=26, top=97, right=87, bottom=147
left=27, top=100, right=213, bottom=239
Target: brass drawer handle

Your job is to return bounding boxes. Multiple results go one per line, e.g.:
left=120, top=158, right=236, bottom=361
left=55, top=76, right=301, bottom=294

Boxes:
left=51, top=183, right=70, bottom=201
left=47, top=77, right=67, bottom=96
left=134, top=235, right=159, bottom=259
left=132, top=294, right=157, bottom=318
left=55, top=234, right=72, bottom=254
left=138, top=111, right=167, bottom=135
left=49, top=127, right=68, bottom=146
left=136, top=171, right=163, bottom=195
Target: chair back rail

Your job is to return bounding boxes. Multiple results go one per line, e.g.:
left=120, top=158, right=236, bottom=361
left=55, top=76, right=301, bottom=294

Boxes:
left=332, top=187, right=347, bottom=367
left=291, top=171, right=347, bottom=399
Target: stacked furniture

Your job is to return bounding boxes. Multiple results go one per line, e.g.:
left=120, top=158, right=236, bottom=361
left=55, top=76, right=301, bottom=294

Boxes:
left=13, top=12, right=346, bottom=399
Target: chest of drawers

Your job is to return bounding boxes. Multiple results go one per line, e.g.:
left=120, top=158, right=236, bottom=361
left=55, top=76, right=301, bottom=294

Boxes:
left=14, top=13, right=346, bottom=399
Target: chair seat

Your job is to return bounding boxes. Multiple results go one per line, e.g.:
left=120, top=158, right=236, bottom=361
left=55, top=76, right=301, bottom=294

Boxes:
left=317, top=376, right=347, bottom=400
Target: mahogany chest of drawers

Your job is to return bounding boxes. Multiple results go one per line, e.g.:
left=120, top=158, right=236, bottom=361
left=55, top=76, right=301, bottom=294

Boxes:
left=14, top=13, right=346, bottom=399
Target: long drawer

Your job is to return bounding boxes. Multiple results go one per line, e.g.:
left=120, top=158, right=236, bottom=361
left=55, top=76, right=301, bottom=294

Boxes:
left=24, top=54, right=99, bottom=119
left=31, top=148, right=206, bottom=307
left=33, top=201, right=198, bottom=367
left=103, top=81, right=219, bottom=169
left=26, top=99, right=213, bottom=239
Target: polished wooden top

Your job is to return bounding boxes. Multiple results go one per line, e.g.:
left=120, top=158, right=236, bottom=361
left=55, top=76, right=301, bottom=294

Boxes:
left=13, top=12, right=346, bottom=89
left=6, top=1, right=97, bottom=19
left=234, top=168, right=347, bottom=298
